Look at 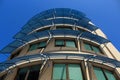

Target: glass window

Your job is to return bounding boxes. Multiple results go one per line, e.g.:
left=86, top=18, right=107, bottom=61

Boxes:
left=83, top=42, right=102, bottom=54
left=29, top=44, right=38, bottom=51
left=38, top=41, right=47, bottom=48
left=16, top=65, right=41, bottom=80
left=29, top=41, right=47, bottom=51
left=93, top=67, right=117, bottom=80
left=17, top=67, right=29, bottom=80
left=93, top=67, right=106, bottom=80
left=53, top=64, right=66, bottom=80
left=104, top=70, right=116, bottom=80
left=55, top=39, right=76, bottom=48
left=55, top=40, right=64, bottom=46
left=92, top=46, right=101, bottom=53
left=27, top=65, right=41, bottom=80
left=84, top=43, right=92, bottom=51
left=52, top=64, right=83, bottom=80
left=66, top=40, right=76, bottom=48
left=68, top=64, right=83, bottom=80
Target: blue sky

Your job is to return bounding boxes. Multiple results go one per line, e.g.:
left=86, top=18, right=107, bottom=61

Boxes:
left=0, top=0, right=120, bottom=62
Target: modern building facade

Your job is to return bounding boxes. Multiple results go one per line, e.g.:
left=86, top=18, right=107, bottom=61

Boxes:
left=0, top=8, right=120, bottom=80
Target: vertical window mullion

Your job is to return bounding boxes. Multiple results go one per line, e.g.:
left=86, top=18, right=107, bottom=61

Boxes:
left=102, top=69, right=108, bottom=80
left=66, top=64, right=69, bottom=80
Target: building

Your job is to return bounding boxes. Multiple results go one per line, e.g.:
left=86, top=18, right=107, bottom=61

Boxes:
left=0, top=8, right=120, bottom=80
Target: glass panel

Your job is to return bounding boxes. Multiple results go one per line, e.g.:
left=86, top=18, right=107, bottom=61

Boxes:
left=55, top=40, right=64, bottom=46
left=17, top=67, right=29, bottom=80
left=104, top=70, right=116, bottom=80
left=92, top=46, right=101, bottom=53
left=68, top=64, right=83, bottom=80
left=38, top=41, right=46, bottom=48
left=84, top=43, right=92, bottom=51
left=53, top=64, right=66, bottom=80
left=29, top=44, right=38, bottom=51
left=27, top=65, right=41, bottom=80
left=66, top=40, right=76, bottom=48
left=93, top=67, right=106, bottom=80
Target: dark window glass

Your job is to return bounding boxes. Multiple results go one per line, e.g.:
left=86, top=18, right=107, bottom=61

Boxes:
left=17, top=67, right=29, bottom=80
left=56, top=26, right=72, bottom=30
left=27, top=65, right=41, bottom=80
left=16, top=65, right=41, bottom=80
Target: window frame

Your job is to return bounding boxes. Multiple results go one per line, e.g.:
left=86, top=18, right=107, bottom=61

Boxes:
left=52, top=60, right=86, bottom=80
left=28, top=40, right=47, bottom=51
left=55, top=39, right=77, bottom=48
left=15, top=64, right=41, bottom=80
left=88, top=62, right=120, bottom=80
left=81, top=40, right=104, bottom=55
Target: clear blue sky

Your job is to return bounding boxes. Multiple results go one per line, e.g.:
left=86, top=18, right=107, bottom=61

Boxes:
left=0, top=0, right=120, bottom=62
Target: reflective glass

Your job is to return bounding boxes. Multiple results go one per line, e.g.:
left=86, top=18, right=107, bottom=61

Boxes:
left=92, top=46, right=101, bottom=53
left=55, top=40, right=64, bottom=46
left=68, top=64, right=83, bottom=80
left=66, top=40, right=76, bottom=48
left=28, top=65, right=41, bottom=80
left=17, top=67, right=29, bottom=80
left=29, top=44, right=38, bottom=51
left=104, top=70, right=116, bottom=80
left=84, top=43, right=92, bottom=51
left=93, top=67, right=106, bottom=80
left=53, top=64, right=66, bottom=80
left=38, top=41, right=46, bottom=48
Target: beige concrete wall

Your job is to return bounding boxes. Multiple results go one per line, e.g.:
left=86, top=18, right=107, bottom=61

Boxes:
left=94, top=29, right=107, bottom=39
left=105, top=42, right=120, bottom=61
left=39, top=61, right=53, bottom=80
left=100, top=44, right=114, bottom=59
